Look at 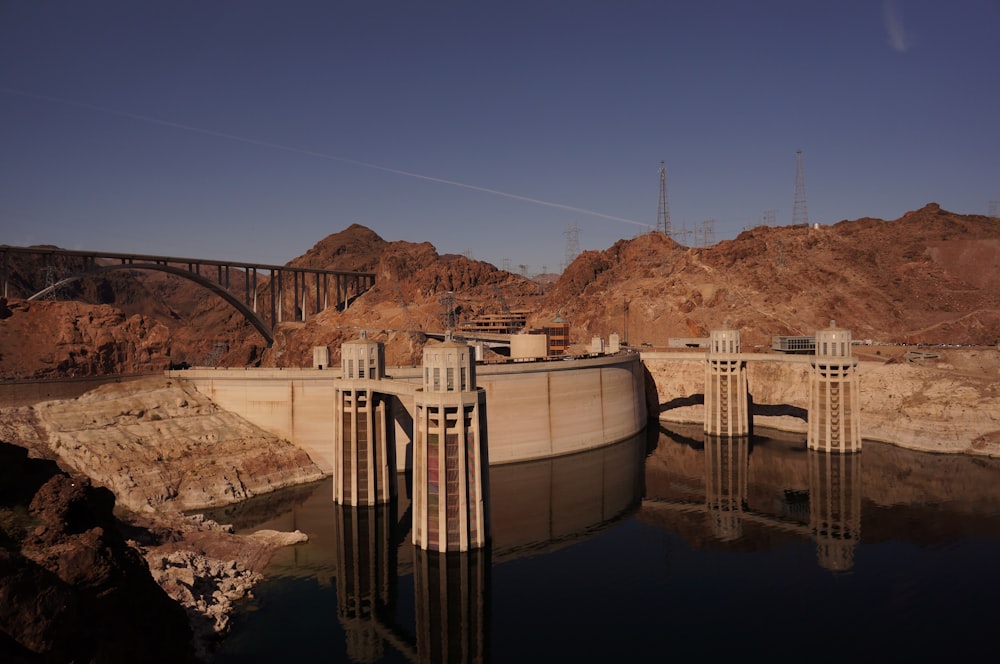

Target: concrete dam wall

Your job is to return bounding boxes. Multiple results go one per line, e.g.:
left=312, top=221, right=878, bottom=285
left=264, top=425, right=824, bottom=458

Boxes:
left=169, top=353, right=648, bottom=474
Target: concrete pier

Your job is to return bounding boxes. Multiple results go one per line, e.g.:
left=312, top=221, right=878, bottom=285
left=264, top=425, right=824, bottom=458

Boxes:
left=704, top=329, right=750, bottom=437
left=333, top=334, right=395, bottom=506
left=412, top=336, right=490, bottom=552
left=808, top=323, right=861, bottom=453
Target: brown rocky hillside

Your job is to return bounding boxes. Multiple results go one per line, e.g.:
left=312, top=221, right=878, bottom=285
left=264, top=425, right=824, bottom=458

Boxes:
left=538, top=202, right=1000, bottom=348
left=2, top=203, right=998, bottom=379
left=265, top=224, right=544, bottom=367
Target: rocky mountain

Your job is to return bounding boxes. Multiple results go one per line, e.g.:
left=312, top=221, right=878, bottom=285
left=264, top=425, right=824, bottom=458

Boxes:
left=265, top=224, right=544, bottom=367
left=539, top=202, right=1000, bottom=348
left=0, top=251, right=264, bottom=376
left=1, top=203, right=998, bottom=379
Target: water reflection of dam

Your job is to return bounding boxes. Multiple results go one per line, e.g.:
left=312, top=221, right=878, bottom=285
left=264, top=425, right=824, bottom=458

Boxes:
left=335, top=433, right=644, bottom=663
left=212, top=427, right=1000, bottom=662
left=642, top=425, right=862, bottom=572
left=210, top=432, right=646, bottom=663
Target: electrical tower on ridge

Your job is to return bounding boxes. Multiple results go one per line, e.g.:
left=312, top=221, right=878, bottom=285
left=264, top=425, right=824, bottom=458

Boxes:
left=793, top=149, right=809, bottom=227
left=657, top=160, right=671, bottom=237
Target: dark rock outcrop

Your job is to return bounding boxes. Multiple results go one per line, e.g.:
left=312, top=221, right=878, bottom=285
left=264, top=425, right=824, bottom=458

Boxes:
left=0, top=440, right=198, bottom=662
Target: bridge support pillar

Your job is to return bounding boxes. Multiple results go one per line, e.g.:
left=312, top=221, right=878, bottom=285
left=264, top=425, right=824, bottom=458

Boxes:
left=334, top=333, right=394, bottom=506
left=808, top=449, right=861, bottom=572
left=704, top=329, right=750, bottom=437
left=413, top=334, right=490, bottom=552
left=808, top=322, right=861, bottom=453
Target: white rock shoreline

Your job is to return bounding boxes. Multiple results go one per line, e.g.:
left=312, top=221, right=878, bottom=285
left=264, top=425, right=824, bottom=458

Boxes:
left=0, top=376, right=325, bottom=658
left=647, top=347, right=1000, bottom=458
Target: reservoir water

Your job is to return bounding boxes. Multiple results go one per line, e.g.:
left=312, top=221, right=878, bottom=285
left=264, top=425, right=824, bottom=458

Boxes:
left=211, top=425, right=1000, bottom=662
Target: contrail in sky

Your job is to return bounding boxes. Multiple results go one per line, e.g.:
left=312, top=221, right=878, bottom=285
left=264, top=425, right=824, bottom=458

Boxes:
left=1, top=87, right=650, bottom=228
left=882, top=0, right=911, bottom=53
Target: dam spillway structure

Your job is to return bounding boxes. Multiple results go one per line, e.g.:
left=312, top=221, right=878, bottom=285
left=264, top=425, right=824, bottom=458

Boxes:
left=808, top=322, right=861, bottom=453
left=704, top=328, right=750, bottom=438
left=333, top=332, right=395, bottom=506
left=413, top=334, right=490, bottom=552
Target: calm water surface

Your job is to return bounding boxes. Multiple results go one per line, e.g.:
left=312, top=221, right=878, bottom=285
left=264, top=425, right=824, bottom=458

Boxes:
left=211, top=426, right=1000, bottom=662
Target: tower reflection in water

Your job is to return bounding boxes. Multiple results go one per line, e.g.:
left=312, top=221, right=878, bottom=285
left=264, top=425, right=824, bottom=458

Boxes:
left=704, top=435, right=748, bottom=541
left=809, top=449, right=861, bottom=572
left=334, top=502, right=491, bottom=663
left=414, top=549, right=489, bottom=664
left=328, top=432, right=645, bottom=662
left=333, top=505, right=397, bottom=663
left=660, top=427, right=862, bottom=573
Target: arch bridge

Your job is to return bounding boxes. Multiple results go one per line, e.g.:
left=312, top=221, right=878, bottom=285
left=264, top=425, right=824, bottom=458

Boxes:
left=0, top=245, right=375, bottom=346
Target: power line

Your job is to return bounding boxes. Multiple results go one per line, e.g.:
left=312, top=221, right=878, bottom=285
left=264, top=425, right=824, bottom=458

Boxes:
left=793, top=149, right=809, bottom=227
left=563, top=224, right=580, bottom=271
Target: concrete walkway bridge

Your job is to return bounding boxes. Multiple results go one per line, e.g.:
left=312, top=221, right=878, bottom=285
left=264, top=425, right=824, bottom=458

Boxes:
left=0, top=245, right=375, bottom=345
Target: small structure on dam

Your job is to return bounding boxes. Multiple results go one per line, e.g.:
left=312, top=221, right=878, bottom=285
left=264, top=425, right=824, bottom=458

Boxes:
left=808, top=322, right=861, bottom=453
left=704, top=328, right=750, bottom=437
left=333, top=332, right=395, bottom=506
left=412, top=334, right=490, bottom=552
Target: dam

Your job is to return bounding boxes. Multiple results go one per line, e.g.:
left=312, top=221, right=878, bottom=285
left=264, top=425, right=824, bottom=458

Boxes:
left=170, top=322, right=861, bottom=478
left=168, top=345, right=649, bottom=474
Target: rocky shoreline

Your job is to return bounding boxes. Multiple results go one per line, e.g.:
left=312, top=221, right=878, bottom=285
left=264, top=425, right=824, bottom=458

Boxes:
left=0, top=376, right=325, bottom=661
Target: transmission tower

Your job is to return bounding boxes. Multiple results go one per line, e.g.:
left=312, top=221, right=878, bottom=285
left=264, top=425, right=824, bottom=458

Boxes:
left=989, top=201, right=999, bottom=219
left=501, top=257, right=511, bottom=272
left=792, top=149, right=809, bottom=227
left=39, top=266, right=60, bottom=300
left=439, top=291, right=456, bottom=329
left=563, top=224, right=580, bottom=271
left=703, top=219, right=715, bottom=245
left=775, top=238, right=787, bottom=267
left=656, top=161, right=671, bottom=237
left=694, top=219, right=716, bottom=247
left=762, top=209, right=777, bottom=226
left=675, top=222, right=692, bottom=247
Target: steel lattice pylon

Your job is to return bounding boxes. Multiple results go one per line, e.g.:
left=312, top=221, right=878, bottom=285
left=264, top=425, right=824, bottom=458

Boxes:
left=793, top=149, right=809, bottom=227
left=657, top=160, right=671, bottom=237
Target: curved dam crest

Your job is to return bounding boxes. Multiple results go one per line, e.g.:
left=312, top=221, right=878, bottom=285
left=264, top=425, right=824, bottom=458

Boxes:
left=169, top=352, right=649, bottom=474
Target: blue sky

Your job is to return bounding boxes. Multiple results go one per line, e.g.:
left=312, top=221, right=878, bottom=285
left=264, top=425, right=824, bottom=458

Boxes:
left=2, top=1, right=998, bottom=274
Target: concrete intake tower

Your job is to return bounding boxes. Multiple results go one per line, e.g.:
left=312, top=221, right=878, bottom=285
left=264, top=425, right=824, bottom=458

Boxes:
left=704, top=328, right=750, bottom=438
left=808, top=322, right=861, bottom=453
left=412, top=334, right=490, bottom=552
left=333, top=331, right=395, bottom=506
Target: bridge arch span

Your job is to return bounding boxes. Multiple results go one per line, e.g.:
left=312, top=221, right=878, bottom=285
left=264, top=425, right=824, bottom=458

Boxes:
left=28, top=263, right=274, bottom=346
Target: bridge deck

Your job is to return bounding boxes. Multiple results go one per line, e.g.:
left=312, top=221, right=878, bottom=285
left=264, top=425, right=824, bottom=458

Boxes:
left=1, top=245, right=376, bottom=345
